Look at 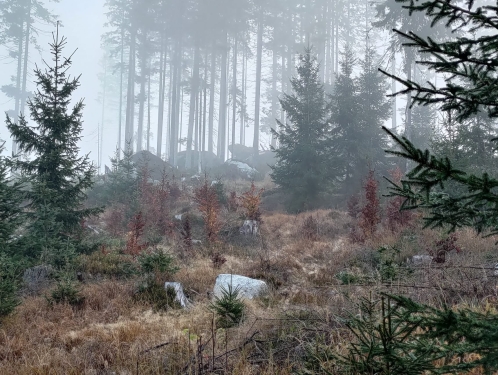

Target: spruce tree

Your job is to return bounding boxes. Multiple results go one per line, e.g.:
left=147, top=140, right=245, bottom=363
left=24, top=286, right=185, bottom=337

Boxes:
left=329, top=46, right=391, bottom=193
left=271, top=47, right=336, bottom=212
left=6, top=29, right=101, bottom=264
left=329, top=45, right=358, bottom=189
left=379, top=0, right=498, bottom=235
left=0, top=142, right=23, bottom=258
left=355, top=47, right=392, bottom=175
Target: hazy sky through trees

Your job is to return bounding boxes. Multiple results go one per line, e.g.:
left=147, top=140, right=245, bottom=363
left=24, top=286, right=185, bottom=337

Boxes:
left=0, top=0, right=105, bottom=159
left=0, top=0, right=408, bottom=170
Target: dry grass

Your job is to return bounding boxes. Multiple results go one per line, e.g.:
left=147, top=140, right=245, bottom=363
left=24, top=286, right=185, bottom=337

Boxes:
left=3, top=207, right=498, bottom=374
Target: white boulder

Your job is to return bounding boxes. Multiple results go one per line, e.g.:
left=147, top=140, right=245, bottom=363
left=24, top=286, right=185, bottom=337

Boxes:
left=213, top=274, right=268, bottom=300
left=164, top=282, right=190, bottom=308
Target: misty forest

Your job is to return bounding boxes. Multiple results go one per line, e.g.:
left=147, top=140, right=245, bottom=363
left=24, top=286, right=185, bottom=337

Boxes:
left=3, top=0, right=498, bottom=374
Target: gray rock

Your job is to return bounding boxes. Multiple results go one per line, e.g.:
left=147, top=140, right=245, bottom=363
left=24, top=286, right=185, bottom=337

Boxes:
left=225, top=160, right=258, bottom=178
left=22, top=264, right=54, bottom=295
left=240, top=220, right=259, bottom=235
left=213, top=274, right=268, bottom=300
left=164, top=282, right=190, bottom=308
left=131, top=150, right=173, bottom=181
left=407, top=255, right=433, bottom=266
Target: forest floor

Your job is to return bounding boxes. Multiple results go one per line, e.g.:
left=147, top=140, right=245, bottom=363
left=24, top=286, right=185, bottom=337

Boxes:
left=1, top=177, right=498, bottom=374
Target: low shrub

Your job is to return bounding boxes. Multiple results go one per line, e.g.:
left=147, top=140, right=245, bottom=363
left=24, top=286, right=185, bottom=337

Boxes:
left=77, top=251, right=137, bottom=278
left=47, top=273, right=85, bottom=307
left=0, top=254, right=20, bottom=319
left=133, top=280, right=180, bottom=311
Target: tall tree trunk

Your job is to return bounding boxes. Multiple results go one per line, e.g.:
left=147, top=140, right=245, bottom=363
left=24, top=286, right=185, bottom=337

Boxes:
left=218, top=33, right=228, bottom=161
left=208, top=49, right=216, bottom=154
left=231, top=37, right=238, bottom=153
left=12, top=22, right=24, bottom=155
left=169, top=40, right=180, bottom=166
left=330, top=3, right=335, bottom=82
left=405, top=50, right=413, bottom=140
left=186, top=44, right=200, bottom=169
left=147, top=60, right=151, bottom=152
left=20, top=0, right=31, bottom=118
left=157, top=37, right=166, bottom=157
left=137, top=43, right=147, bottom=152
left=254, top=14, right=264, bottom=159
left=391, top=47, right=396, bottom=131
left=100, top=59, right=107, bottom=173
left=195, top=85, right=200, bottom=171
left=166, top=46, right=173, bottom=159
left=281, top=51, right=286, bottom=128
left=335, top=21, right=339, bottom=73
left=325, top=5, right=332, bottom=85
left=125, top=28, right=137, bottom=153
left=240, top=45, right=247, bottom=145
left=202, top=50, right=208, bottom=152
left=271, top=40, right=278, bottom=148
left=118, top=20, right=125, bottom=157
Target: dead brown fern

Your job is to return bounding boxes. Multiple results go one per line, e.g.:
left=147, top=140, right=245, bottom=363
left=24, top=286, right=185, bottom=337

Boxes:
left=194, top=179, right=221, bottom=243
left=126, top=212, right=148, bottom=257
left=239, top=182, right=264, bottom=221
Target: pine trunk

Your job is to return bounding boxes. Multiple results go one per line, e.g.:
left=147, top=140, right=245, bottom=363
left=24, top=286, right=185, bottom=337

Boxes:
left=218, top=33, right=228, bottom=161
left=254, top=15, right=264, bottom=159
left=137, top=45, right=147, bottom=152
left=125, top=28, right=136, bottom=153
left=231, top=37, right=238, bottom=154
left=20, top=0, right=31, bottom=118
left=12, top=21, right=24, bottom=155
left=186, top=44, right=200, bottom=169
left=208, top=49, right=216, bottom=154
left=118, top=21, right=125, bottom=157
left=169, top=40, right=181, bottom=166
left=271, top=40, right=278, bottom=148
left=156, top=37, right=166, bottom=157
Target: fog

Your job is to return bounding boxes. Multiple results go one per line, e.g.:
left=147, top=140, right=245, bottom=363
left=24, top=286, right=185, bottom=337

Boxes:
left=0, top=0, right=105, bottom=161
left=1, top=0, right=445, bottom=174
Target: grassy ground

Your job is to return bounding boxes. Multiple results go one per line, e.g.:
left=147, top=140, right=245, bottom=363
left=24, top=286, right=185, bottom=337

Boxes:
left=2, top=178, right=498, bottom=374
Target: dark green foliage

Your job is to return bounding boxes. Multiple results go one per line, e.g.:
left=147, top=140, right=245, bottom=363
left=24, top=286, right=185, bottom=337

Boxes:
left=380, top=1, right=498, bottom=121
left=0, top=254, right=20, bottom=318
left=0, top=142, right=23, bottom=258
left=330, top=46, right=391, bottom=194
left=133, top=249, right=179, bottom=311
left=212, top=180, right=227, bottom=207
left=47, top=273, right=85, bottom=307
left=137, top=249, right=178, bottom=276
left=307, top=294, right=498, bottom=374
left=271, top=47, right=336, bottom=212
left=333, top=296, right=437, bottom=375
left=377, top=246, right=401, bottom=282
left=410, top=102, right=436, bottom=153
left=431, top=111, right=498, bottom=181
left=6, top=30, right=101, bottom=263
left=383, top=126, right=498, bottom=235
left=86, top=145, right=138, bottom=209
left=77, top=250, right=137, bottom=279
left=210, top=284, right=245, bottom=328
left=134, top=280, right=180, bottom=311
